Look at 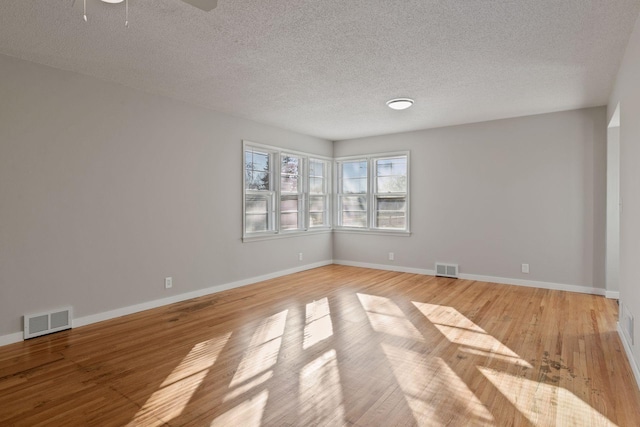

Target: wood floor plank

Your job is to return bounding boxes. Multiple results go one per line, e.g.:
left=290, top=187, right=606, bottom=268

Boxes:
left=1, top=265, right=639, bottom=426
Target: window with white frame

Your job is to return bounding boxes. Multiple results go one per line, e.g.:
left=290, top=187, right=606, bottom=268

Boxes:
left=280, top=154, right=304, bottom=231
left=243, top=141, right=332, bottom=239
left=244, top=147, right=276, bottom=234
left=336, top=159, right=368, bottom=228
left=309, top=158, right=330, bottom=228
left=335, top=152, right=409, bottom=233
left=373, top=156, right=408, bottom=230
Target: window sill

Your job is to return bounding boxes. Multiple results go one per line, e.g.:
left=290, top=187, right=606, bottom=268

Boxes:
left=243, top=228, right=333, bottom=243
left=332, top=228, right=411, bottom=237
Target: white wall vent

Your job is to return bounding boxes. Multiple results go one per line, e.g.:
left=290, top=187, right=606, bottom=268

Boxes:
left=24, top=307, right=72, bottom=340
left=435, top=263, right=459, bottom=278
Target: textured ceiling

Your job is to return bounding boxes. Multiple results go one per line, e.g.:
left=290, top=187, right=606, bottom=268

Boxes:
left=0, top=0, right=639, bottom=140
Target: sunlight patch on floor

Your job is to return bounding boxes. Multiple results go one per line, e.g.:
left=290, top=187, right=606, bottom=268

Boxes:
left=230, top=310, right=288, bottom=387
left=358, top=293, right=424, bottom=341
left=303, top=298, right=334, bottom=350
left=160, top=333, right=232, bottom=387
left=413, top=302, right=531, bottom=367
left=223, top=371, right=273, bottom=402
left=299, top=349, right=346, bottom=426
left=479, top=366, right=617, bottom=426
left=210, top=389, right=269, bottom=427
left=381, top=343, right=495, bottom=426
left=132, top=333, right=232, bottom=425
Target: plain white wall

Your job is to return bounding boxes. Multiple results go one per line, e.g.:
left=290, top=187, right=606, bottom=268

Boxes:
left=608, top=11, right=640, bottom=374
left=0, top=54, right=333, bottom=337
left=334, top=108, right=607, bottom=290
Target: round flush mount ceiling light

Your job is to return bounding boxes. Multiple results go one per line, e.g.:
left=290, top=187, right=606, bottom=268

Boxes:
left=386, top=98, right=414, bottom=110
left=101, top=0, right=125, bottom=3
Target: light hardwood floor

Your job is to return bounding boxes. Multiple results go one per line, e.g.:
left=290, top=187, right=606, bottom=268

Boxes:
left=1, top=265, right=639, bottom=426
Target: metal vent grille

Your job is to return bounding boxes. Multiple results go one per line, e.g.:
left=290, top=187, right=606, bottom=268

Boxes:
left=435, top=263, right=459, bottom=278
left=24, top=307, right=72, bottom=340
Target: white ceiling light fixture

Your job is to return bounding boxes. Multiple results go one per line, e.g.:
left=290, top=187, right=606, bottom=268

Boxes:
left=386, top=98, right=414, bottom=110
left=80, top=0, right=129, bottom=26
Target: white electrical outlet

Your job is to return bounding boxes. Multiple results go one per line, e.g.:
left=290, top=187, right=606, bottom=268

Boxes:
left=521, top=263, right=529, bottom=274
left=389, top=252, right=394, bottom=261
left=165, top=277, right=173, bottom=289
left=298, top=252, right=303, bottom=261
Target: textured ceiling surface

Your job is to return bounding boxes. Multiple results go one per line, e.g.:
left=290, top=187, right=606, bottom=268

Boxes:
left=0, top=0, right=639, bottom=140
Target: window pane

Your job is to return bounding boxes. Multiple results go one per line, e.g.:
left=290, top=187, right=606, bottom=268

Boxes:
left=310, top=177, right=324, bottom=194
left=376, top=212, right=406, bottom=229
left=281, top=155, right=300, bottom=193
left=246, top=150, right=270, bottom=190
left=376, top=198, right=406, bottom=211
left=281, top=212, right=299, bottom=230
left=341, top=196, right=366, bottom=212
left=309, top=159, right=324, bottom=177
left=246, top=197, right=268, bottom=213
left=310, top=195, right=325, bottom=212
left=281, top=175, right=298, bottom=193
left=281, top=197, right=299, bottom=212
left=342, top=177, right=367, bottom=193
left=310, top=212, right=324, bottom=226
left=377, top=176, right=407, bottom=193
left=342, top=161, right=367, bottom=179
left=376, top=157, right=407, bottom=193
left=247, top=171, right=270, bottom=190
left=376, top=196, right=406, bottom=229
left=246, top=214, right=268, bottom=232
left=246, top=151, right=269, bottom=172
left=376, top=158, right=407, bottom=176
left=342, top=212, right=367, bottom=227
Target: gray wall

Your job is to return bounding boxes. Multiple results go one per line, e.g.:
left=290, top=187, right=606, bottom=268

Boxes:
left=0, top=51, right=610, bottom=342
left=608, top=12, right=640, bottom=374
left=334, top=108, right=607, bottom=289
left=0, top=54, right=333, bottom=337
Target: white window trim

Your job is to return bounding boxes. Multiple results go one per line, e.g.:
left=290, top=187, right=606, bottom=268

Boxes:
left=334, top=151, right=410, bottom=234
left=243, top=141, right=333, bottom=242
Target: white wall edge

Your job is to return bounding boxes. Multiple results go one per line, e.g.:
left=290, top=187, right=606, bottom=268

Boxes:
left=333, top=260, right=607, bottom=296
left=0, top=260, right=332, bottom=347
left=0, top=332, right=24, bottom=347
left=617, top=322, right=640, bottom=390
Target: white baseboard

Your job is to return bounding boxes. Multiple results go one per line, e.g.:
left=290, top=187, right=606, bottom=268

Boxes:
left=618, top=322, right=640, bottom=390
left=0, top=332, right=24, bottom=347
left=332, top=260, right=608, bottom=296
left=333, top=260, right=436, bottom=276
left=606, top=290, right=620, bottom=299
left=0, top=260, right=332, bottom=348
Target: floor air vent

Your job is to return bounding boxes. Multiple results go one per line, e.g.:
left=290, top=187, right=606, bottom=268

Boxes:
left=24, top=307, right=72, bottom=339
left=435, top=263, right=459, bottom=278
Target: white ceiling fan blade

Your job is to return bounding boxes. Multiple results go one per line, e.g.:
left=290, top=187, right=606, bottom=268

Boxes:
left=180, top=0, right=218, bottom=12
